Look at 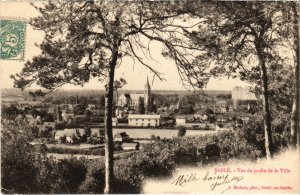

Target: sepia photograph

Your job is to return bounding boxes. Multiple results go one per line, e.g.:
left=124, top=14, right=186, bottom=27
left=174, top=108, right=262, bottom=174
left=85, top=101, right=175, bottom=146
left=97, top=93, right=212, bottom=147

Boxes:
left=0, top=0, right=299, bottom=194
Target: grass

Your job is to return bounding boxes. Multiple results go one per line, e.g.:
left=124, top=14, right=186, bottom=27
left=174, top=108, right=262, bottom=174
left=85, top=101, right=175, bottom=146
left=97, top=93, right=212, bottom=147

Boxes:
left=46, top=143, right=104, bottom=150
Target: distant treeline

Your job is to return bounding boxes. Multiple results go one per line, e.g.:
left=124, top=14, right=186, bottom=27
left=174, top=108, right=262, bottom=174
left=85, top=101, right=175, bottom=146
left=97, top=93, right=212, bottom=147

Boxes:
left=2, top=88, right=231, bottom=99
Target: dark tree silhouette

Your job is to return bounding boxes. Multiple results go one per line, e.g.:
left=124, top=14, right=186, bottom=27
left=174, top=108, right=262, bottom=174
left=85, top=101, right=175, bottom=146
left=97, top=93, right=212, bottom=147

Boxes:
left=11, top=1, right=210, bottom=192
left=99, top=95, right=105, bottom=108
left=185, top=1, right=298, bottom=159
left=137, top=97, right=145, bottom=114
left=280, top=2, right=300, bottom=148
left=177, top=126, right=187, bottom=137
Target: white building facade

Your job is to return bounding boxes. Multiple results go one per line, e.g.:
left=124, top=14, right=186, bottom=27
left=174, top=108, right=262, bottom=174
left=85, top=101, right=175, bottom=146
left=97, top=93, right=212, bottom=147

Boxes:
left=176, top=118, right=186, bottom=124
left=232, top=86, right=257, bottom=100
left=128, top=114, right=160, bottom=127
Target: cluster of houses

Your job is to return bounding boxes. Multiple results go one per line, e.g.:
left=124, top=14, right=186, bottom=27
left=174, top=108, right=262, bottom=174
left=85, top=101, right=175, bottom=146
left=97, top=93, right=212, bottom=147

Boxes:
left=114, top=85, right=255, bottom=128
left=6, top=98, right=253, bottom=132
left=53, top=128, right=98, bottom=143
left=2, top=86, right=259, bottom=158
left=53, top=128, right=104, bottom=144
left=52, top=128, right=139, bottom=150
left=3, top=85, right=256, bottom=131
left=175, top=111, right=251, bottom=125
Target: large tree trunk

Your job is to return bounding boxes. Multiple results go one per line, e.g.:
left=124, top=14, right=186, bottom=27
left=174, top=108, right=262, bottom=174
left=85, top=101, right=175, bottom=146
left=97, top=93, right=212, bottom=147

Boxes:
left=104, top=51, right=118, bottom=194
left=255, top=39, right=274, bottom=160
left=290, top=3, right=299, bottom=149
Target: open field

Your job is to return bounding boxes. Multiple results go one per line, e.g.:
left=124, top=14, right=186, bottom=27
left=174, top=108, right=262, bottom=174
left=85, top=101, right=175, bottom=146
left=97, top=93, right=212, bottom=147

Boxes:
left=46, top=143, right=104, bottom=150
left=113, top=128, right=217, bottom=139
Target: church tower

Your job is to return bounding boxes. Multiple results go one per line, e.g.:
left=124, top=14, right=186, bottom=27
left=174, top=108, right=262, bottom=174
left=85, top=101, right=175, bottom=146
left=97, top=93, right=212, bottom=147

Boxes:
left=144, top=76, right=151, bottom=113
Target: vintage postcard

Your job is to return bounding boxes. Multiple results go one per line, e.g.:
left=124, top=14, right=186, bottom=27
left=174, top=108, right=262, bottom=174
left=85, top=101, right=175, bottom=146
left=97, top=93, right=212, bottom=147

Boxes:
left=0, top=1, right=299, bottom=194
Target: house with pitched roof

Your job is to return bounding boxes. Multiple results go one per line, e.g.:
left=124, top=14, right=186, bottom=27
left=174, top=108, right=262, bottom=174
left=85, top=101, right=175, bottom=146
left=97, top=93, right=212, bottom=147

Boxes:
left=114, top=132, right=130, bottom=142
left=122, top=142, right=139, bottom=151
left=54, top=128, right=86, bottom=143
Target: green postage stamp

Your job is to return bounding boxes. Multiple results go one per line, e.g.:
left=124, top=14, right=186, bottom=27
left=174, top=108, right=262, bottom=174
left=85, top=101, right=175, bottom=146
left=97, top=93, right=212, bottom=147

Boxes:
left=0, top=19, right=26, bottom=61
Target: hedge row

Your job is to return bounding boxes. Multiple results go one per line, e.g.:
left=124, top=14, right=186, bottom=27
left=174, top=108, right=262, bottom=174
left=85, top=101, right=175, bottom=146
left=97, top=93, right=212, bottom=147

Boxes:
left=46, top=147, right=105, bottom=156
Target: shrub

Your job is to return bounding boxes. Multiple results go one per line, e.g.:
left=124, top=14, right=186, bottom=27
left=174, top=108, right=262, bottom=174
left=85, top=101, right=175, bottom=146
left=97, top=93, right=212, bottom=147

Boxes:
left=177, top=126, right=187, bottom=137
left=239, top=114, right=289, bottom=156
left=46, top=146, right=105, bottom=156
left=137, top=143, right=176, bottom=178
left=79, top=157, right=143, bottom=194
left=217, top=123, right=224, bottom=128
left=59, top=135, right=66, bottom=143
left=113, top=157, right=143, bottom=193
left=54, top=158, right=87, bottom=193
left=1, top=120, right=39, bottom=193
left=78, top=160, right=105, bottom=193
left=150, top=134, right=156, bottom=140
left=3, top=114, right=290, bottom=194
left=203, top=143, right=221, bottom=163
left=172, top=144, right=198, bottom=166
left=54, top=122, right=67, bottom=130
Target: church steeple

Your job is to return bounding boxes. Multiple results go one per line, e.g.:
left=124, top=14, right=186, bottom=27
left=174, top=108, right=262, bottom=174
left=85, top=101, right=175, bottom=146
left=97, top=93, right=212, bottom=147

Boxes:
left=145, top=76, right=150, bottom=90
left=144, top=76, right=151, bottom=113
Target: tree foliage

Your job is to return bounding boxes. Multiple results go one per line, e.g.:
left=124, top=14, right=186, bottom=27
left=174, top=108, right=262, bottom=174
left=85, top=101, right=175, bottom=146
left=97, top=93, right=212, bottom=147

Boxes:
left=177, top=126, right=187, bottom=137
left=1, top=119, right=39, bottom=193
left=2, top=117, right=288, bottom=194
left=12, top=1, right=210, bottom=91
left=137, top=96, right=145, bottom=114
left=1, top=105, right=20, bottom=120
left=9, top=1, right=299, bottom=192
left=12, top=1, right=213, bottom=192
left=183, top=1, right=298, bottom=158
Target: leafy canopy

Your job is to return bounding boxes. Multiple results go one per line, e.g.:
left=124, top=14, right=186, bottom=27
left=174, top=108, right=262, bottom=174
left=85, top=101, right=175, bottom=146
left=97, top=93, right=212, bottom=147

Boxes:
left=12, top=1, right=211, bottom=92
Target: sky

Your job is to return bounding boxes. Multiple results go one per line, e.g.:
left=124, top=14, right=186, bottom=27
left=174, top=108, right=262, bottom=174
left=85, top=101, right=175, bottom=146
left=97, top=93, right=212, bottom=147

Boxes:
left=0, top=1, right=250, bottom=92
